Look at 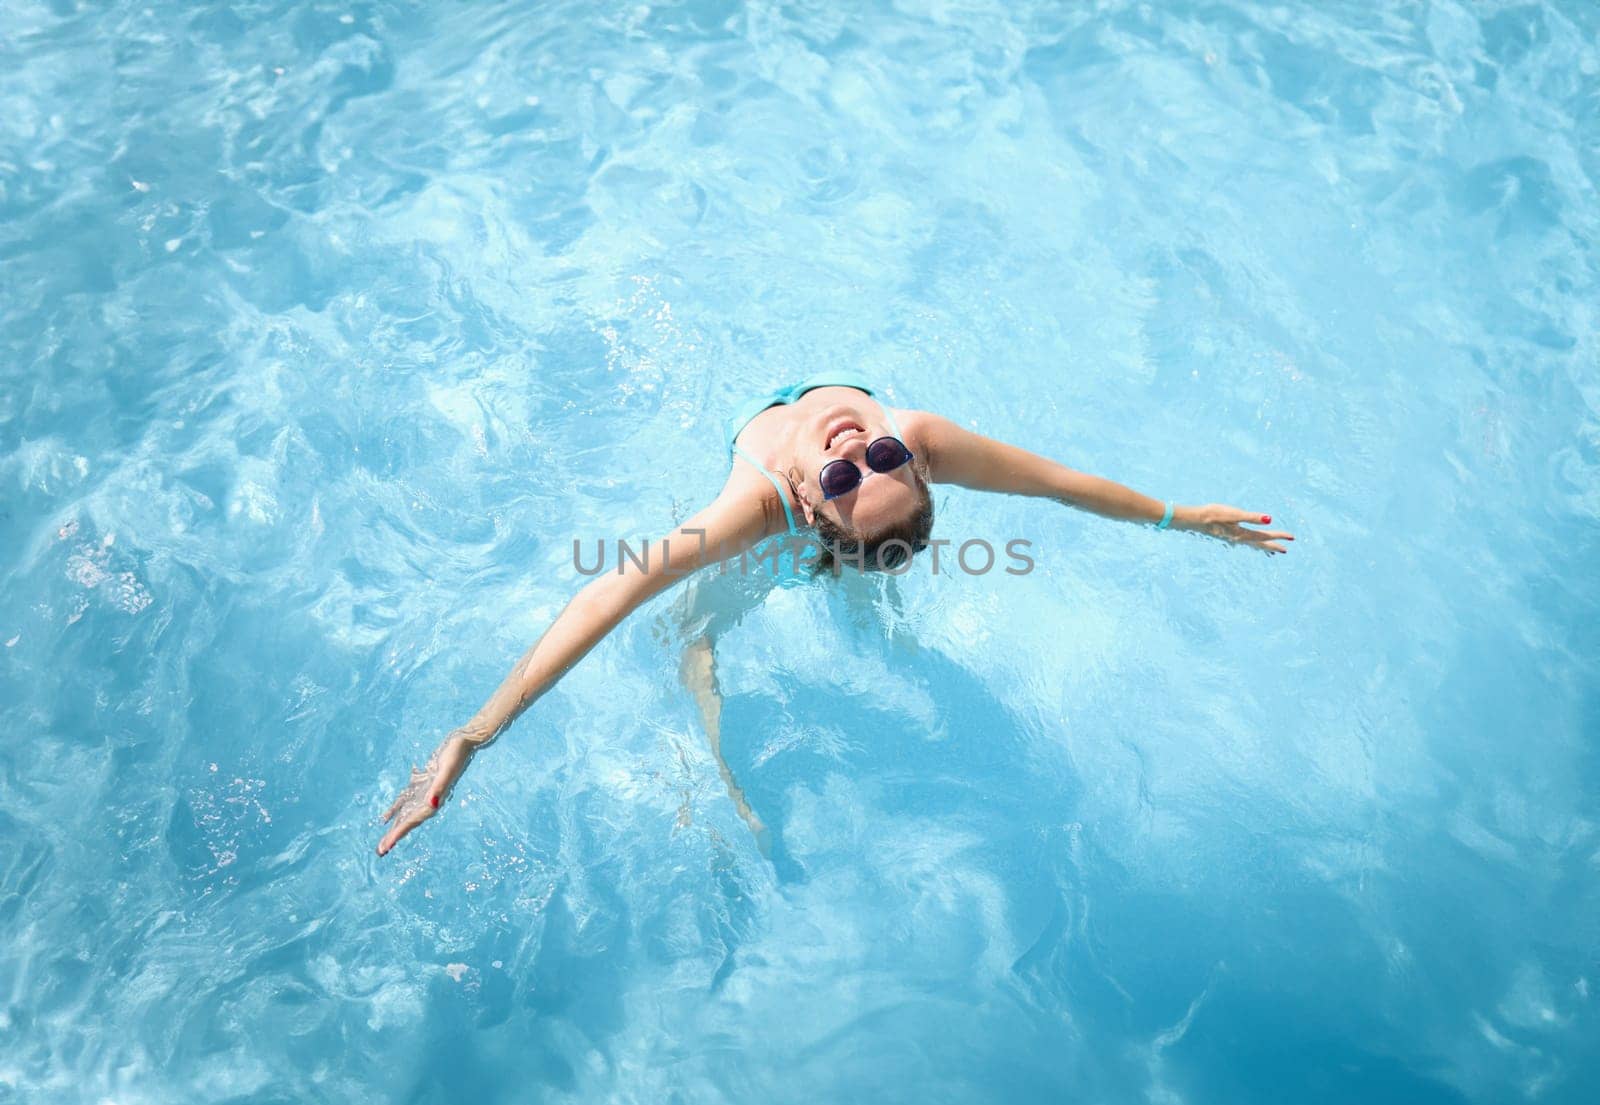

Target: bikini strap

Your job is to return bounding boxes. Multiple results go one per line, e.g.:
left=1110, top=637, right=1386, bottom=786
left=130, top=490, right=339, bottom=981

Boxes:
left=732, top=444, right=800, bottom=537
left=876, top=397, right=903, bottom=439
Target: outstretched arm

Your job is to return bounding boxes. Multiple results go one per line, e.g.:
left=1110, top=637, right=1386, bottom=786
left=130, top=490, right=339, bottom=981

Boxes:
left=377, top=485, right=772, bottom=857
left=912, top=412, right=1294, bottom=554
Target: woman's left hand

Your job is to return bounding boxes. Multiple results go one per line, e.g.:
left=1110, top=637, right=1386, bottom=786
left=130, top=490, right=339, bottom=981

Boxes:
left=1173, top=504, right=1295, bottom=554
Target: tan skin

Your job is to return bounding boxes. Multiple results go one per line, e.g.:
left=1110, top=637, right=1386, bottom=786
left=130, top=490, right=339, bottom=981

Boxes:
left=377, top=387, right=1294, bottom=856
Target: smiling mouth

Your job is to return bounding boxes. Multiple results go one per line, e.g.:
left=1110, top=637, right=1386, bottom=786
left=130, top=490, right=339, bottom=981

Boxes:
left=825, top=421, right=865, bottom=450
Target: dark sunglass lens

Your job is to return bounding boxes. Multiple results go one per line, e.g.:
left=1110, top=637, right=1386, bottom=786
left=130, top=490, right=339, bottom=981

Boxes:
left=819, top=459, right=861, bottom=499
left=866, top=437, right=911, bottom=473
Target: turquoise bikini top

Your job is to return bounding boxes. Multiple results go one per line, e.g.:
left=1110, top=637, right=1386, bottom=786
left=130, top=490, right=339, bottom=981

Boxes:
left=724, top=370, right=903, bottom=539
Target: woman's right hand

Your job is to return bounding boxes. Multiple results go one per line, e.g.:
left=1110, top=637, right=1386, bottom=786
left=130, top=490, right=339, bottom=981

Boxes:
left=376, top=730, right=482, bottom=857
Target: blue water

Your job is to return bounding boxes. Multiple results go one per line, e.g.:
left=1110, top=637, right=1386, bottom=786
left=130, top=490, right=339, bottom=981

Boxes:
left=3, top=1, right=1598, bottom=1101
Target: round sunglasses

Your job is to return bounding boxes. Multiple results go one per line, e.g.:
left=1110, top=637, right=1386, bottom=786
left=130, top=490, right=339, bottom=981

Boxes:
left=819, top=436, right=915, bottom=501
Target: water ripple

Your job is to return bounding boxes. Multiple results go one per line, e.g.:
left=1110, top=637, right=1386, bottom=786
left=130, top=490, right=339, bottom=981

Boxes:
left=2, top=1, right=1598, bottom=1102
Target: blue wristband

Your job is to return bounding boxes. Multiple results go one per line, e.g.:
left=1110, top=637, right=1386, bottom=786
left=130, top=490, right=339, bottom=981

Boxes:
left=1155, top=502, right=1174, bottom=530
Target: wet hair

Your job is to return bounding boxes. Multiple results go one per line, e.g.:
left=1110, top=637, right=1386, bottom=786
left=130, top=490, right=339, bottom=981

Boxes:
left=800, top=458, right=935, bottom=575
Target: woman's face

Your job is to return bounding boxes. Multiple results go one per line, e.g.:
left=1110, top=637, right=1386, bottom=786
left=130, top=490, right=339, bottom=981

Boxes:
left=795, top=401, right=919, bottom=532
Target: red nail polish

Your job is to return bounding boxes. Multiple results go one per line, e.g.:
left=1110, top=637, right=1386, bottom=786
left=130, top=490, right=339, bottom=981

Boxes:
left=1261, top=515, right=1271, bottom=524
left=430, top=795, right=439, bottom=809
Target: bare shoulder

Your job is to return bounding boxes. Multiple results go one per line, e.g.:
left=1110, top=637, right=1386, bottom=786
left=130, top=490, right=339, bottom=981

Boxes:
left=707, top=458, right=794, bottom=545
left=891, top=409, right=970, bottom=482
left=892, top=407, right=951, bottom=442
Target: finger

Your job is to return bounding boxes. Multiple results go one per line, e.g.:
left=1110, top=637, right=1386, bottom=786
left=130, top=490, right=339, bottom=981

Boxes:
left=1263, top=541, right=1287, bottom=554
left=377, top=806, right=430, bottom=857
left=382, top=764, right=428, bottom=822
left=383, top=772, right=430, bottom=821
left=1259, top=530, right=1294, bottom=541
left=382, top=790, right=411, bottom=823
left=1226, top=507, right=1272, bottom=525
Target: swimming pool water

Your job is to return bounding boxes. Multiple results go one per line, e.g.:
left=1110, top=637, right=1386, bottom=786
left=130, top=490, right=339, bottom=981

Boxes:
left=2, top=1, right=1597, bottom=1101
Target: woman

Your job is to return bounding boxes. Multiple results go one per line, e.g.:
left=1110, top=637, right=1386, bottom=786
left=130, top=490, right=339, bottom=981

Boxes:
left=376, top=372, right=1292, bottom=857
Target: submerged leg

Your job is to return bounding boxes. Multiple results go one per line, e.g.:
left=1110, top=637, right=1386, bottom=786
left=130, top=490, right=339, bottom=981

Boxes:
left=680, top=633, right=772, bottom=857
